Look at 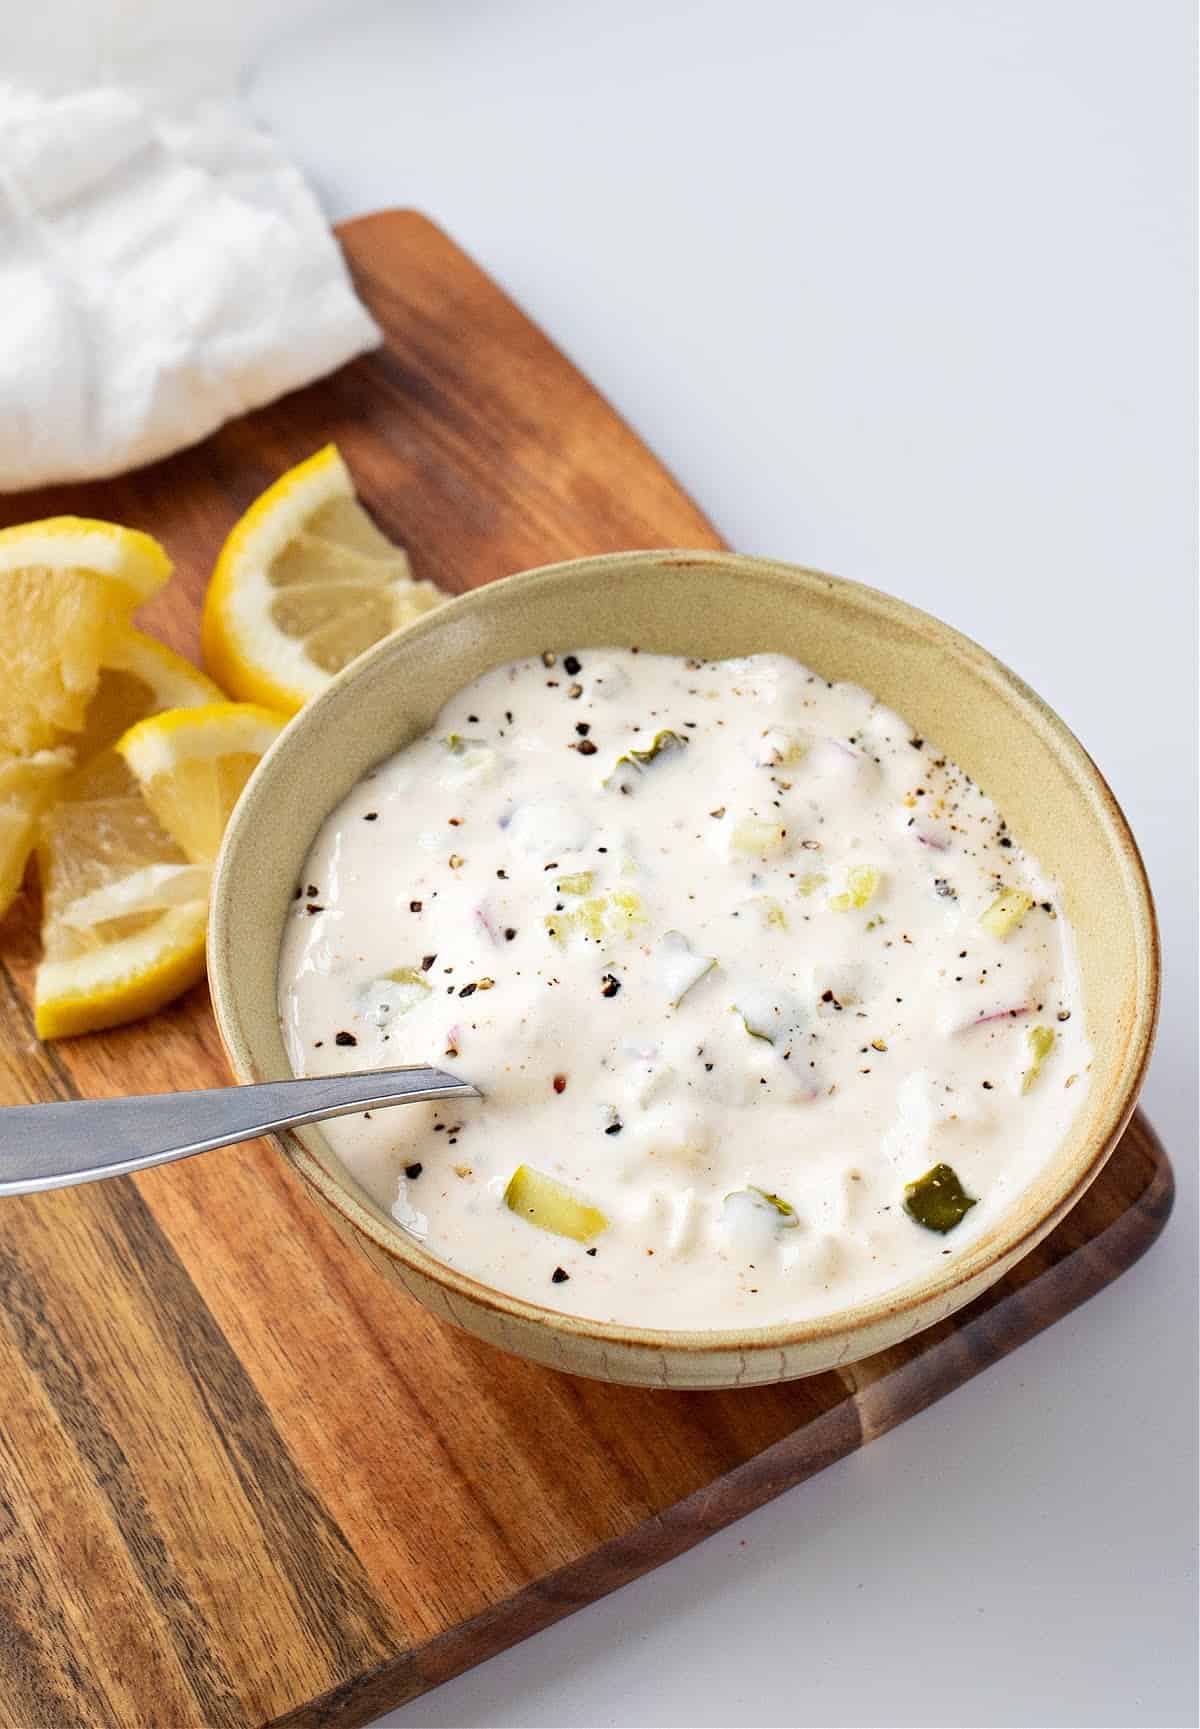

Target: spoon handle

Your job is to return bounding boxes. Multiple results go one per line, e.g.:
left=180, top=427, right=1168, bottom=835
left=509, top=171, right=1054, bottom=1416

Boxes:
left=0, top=1067, right=475, bottom=1197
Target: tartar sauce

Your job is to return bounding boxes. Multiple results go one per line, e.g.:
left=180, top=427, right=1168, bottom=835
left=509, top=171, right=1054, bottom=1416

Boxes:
left=279, top=649, right=1090, bottom=1329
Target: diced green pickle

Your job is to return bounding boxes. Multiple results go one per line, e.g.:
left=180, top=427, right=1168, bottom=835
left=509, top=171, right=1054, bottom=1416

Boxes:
left=556, top=871, right=594, bottom=895
left=361, top=965, right=432, bottom=1028
left=545, top=890, right=644, bottom=945
left=503, top=1165, right=609, bottom=1242
left=442, top=733, right=487, bottom=754
left=376, top=967, right=432, bottom=1012
left=385, top=966, right=431, bottom=988
left=980, top=887, right=1034, bottom=938
left=734, top=981, right=805, bottom=1047
left=756, top=727, right=809, bottom=766
left=724, top=1186, right=800, bottom=1228
left=605, top=728, right=688, bottom=787
left=742, top=894, right=788, bottom=930
left=748, top=1185, right=799, bottom=1224
left=828, top=864, right=881, bottom=911
left=795, top=869, right=827, bottom=898
left=1022, top=1024, right=1056, bottom=1093
left=737, top=1011, right=775, bottom=1043
left=903, top=1162, right=978, bottom=1234
left=730, top=816, right=789, bottom=856
left=622, top=729, right=687, bottom=768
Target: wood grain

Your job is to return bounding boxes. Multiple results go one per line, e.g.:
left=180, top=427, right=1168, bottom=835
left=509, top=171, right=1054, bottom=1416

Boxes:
left=0, top=210, right=1174, bottom=1729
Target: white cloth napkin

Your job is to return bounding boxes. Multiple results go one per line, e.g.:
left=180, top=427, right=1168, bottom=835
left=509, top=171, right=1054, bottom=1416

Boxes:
left=0, top=84, right=381, bottom=492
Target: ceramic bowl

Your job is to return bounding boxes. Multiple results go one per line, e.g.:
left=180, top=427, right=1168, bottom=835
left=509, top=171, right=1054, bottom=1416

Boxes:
left=208, top=550, right=1158, bottom=1388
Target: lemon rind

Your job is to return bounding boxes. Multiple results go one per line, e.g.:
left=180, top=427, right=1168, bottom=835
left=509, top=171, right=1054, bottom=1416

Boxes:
left=34, top=902, right=209, bottom=1039
left=0, top=517, right=172, bottom=602
left=116, top=702, right=287, bottom=782
left=202, top=445, right=351, bottom=710
left=105, top=630, right=225, bottom=707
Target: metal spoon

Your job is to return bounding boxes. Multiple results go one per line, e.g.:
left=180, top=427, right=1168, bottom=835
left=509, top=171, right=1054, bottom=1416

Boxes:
left=0, top=1067, right=476, bottom=1197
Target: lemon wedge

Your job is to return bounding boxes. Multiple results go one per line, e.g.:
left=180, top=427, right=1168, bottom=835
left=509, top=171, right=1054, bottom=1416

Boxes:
left=0, top=632, right=220, bottom=922
left=0, top=518, right=171, bottom=752
left=76, top=630, right=224, bottom=762
left=201, top=444, right=446, bottom=714
left=0, top=749, right=76, bottom=919
left=117, top=702, right=286, bottom=865
left=35, top=703, right=283, bottom=1038
left=34, top=750, right=210, bottom=1039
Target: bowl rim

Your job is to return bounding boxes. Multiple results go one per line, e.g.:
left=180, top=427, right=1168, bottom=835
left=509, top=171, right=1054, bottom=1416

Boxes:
left=209, top=548, right=1160, bottom=1356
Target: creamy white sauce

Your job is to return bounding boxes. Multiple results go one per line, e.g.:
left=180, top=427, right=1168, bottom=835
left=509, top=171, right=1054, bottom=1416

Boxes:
left=279, top=650, right=1090, bottom=1330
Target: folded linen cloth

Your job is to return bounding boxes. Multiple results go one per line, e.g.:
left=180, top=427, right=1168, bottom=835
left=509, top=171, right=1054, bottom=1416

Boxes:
left=0, top=84, right=381, bottom=491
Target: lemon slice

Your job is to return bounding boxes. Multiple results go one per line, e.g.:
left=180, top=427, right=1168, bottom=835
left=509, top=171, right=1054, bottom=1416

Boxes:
left=0, top=518, right=171, bottom=752
left=117, top=703, right=286, bottom=864
left=201, top=444, right=446, bottom=714
left=0, top=749, right=75, bottom=918
left=34, top=750, right=209, bottom=1039
left=0, top=632, right=222, bottom=922
left=75, top=630, right=225, bottom=762
left=35, top=703, right=282, bottom=1038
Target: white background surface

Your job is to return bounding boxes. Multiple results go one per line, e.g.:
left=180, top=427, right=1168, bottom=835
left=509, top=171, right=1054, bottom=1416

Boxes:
left=243, top=4, right=1196, bottom=1724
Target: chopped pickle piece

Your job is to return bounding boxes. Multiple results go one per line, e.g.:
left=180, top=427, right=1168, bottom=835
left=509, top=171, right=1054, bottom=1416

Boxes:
left=361, top=965, right=432, bottom=1028
left=828, top=864, right=881, bottom=911
left=737, top=1011, right=774, bottom=1043
left=732, top=982, right=805, bottom=1047
left=618, top=729, right=687, bottom=770
left=440, top=734, right=498, bottom=786
left=724, top=1186, right=800, bottom=1230
left=980, top=886, right=1034, bottom=938
left=903, top=1162, right=978, bottom=1234
left=604, top=728, right=688, bottom=789
left=546, top=889, right=644, bottom=945
left=657, top=929, right=716, bottom=1006
left=742, top=894, right=788, bottom=930
left=556, top=871, right=594, bottom=895
left=503, top=1165, right=608, bottom=1242
left=385, top=965, right=432, bottom=988
left=755, top=727, right=809, bottom=767
left=730, top=816, right=790, bottom=856
left=747, top=1185, right=799, bottom=1224
left=795, top=869, right=827, bottom=898
left=1022, top=1024, right=1056, bottom=1093
left=381, top=966, right=433, bottom=1006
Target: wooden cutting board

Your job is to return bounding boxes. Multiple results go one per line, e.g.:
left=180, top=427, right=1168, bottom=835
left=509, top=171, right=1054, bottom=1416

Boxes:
left=0, top=211, right=1173, bottom=1729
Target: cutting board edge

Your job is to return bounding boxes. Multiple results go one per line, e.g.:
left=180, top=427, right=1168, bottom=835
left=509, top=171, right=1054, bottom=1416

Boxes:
left=270, top=1114, right=1174, bottom=1729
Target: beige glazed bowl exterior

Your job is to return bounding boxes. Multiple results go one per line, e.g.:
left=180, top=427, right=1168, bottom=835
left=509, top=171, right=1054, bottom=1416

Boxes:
left=209, top=551, right=1159, bottom=1389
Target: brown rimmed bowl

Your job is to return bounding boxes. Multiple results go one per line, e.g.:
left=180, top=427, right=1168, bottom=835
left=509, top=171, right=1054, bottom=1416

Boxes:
left=208, top=551, right=1159, bottom=1388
